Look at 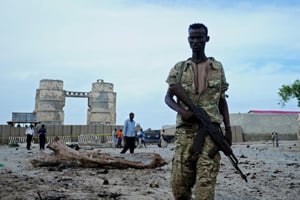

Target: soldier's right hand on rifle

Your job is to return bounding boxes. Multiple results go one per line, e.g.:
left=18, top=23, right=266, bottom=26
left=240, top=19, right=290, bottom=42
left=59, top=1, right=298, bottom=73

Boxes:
left=180, top=109, right=194, bottom=121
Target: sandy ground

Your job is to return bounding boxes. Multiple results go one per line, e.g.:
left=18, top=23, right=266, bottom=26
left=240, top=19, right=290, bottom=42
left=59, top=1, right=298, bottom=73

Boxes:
left=0, top=140, right=299, bottom=200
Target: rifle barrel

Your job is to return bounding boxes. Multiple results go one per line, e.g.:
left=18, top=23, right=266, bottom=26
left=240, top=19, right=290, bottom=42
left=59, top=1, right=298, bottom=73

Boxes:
left=227, top=155, right=248, bottom=182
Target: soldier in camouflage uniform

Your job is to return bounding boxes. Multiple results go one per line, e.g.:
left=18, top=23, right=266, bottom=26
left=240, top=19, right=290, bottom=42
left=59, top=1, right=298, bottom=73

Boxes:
left=165, top=23, right=232, bottom=200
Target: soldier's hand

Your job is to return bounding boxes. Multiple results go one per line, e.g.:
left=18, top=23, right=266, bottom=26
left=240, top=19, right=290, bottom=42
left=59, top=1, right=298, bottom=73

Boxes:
left=180, top=109, right=194, bottom=121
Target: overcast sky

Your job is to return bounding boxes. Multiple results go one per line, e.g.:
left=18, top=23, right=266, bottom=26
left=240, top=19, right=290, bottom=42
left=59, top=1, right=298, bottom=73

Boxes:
left=1, top=0, right=299, bottom=129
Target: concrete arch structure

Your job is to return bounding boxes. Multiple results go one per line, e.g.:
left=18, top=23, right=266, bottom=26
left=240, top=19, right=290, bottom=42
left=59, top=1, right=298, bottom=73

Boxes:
left=34, top=79, right=116, bottom=125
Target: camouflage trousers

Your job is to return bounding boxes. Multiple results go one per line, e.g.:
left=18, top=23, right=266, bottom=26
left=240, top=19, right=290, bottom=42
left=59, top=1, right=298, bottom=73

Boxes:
left=171, top=127, right=221, bottom=200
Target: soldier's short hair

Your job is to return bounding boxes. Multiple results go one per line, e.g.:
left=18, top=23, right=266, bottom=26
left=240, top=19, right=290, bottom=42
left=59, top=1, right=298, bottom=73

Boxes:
left=189, top=23, right=208, bottom=35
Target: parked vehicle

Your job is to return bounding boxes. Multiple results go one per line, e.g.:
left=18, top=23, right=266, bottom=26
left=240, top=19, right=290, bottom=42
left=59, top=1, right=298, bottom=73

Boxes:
left=158, top=125, right=175, bottom=147
left=144, top=130, right=161, bottom=144
left=160, top=125, right=175, bottom=142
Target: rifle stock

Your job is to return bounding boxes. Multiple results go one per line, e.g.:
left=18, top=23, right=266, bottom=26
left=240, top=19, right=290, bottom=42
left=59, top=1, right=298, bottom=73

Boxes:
left=170, top=83, right=248, bottom=182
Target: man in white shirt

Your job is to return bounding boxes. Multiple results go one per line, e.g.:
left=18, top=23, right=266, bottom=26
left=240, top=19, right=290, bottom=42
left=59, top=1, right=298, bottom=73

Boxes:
left=25, top=124, right=34, bottom=150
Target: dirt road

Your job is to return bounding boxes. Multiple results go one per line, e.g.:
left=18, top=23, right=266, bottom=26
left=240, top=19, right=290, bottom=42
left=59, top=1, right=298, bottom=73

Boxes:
left=0, top=140, right=299, bottom=200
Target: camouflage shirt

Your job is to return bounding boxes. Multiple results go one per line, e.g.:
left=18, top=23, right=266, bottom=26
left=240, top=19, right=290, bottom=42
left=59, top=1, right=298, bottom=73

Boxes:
left=166, top=57, right=229, bottom=125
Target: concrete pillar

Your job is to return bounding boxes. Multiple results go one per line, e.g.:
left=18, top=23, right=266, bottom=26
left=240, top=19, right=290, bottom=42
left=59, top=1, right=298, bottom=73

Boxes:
left=87, top=79, right=116, bottom=125
left=34, top=79, right=65, bottom=125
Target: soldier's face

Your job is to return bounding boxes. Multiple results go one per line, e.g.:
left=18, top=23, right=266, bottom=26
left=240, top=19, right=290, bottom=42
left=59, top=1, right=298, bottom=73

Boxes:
left=188, top=28, right=209, bottom=52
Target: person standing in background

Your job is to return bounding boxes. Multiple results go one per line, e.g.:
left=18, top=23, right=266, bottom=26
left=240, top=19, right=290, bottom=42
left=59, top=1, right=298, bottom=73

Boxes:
left=38, top=124, right=47, bottom=150
left=138, top=128, right=146, bottom=148
left=112, top=128, right=117, bottom=148
left=271, top=132, right=275, bottom=147
left=275, top=132, right=279, bottom=147
left=25, top=124, right=34, bottom=150
left=116, top=129, right=123, bottom=148
left=120, top=112, right=136, bottom=154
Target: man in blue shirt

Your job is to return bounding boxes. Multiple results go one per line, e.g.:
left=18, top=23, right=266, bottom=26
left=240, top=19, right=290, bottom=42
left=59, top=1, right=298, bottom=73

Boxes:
left=121, top=112, right=136, bottom=154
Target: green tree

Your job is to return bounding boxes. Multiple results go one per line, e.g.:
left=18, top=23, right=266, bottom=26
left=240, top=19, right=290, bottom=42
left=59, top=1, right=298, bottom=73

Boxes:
left=278, top=79, right=300, bottom=107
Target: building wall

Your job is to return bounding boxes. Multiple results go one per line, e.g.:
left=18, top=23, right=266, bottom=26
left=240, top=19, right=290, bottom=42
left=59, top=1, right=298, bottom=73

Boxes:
left=0, top=124, right=122, bottom=144
left=161, top=113, right=299, bottom=142
left=161, top=125, right=244, bottom=143
left=3, top=113, right=299, bottom=144
left=230, top=113, right=298, bottom=141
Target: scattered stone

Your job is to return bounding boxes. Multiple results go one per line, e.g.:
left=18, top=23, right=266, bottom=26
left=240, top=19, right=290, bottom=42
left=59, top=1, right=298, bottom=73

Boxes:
left=103, top=179, right=109, bottom=185
left=273, top=169, right=282, bottom=174
left=46, top=193, right=66, bottom=200
left=286, top=163, right=300, bottom=167
left=250, top=175, right=256, bottom=179
left=97, top=169, right=109, bottom=174
left=289, top=183, right=296, bottom=189
left=149, top=183, right=159, bottom=188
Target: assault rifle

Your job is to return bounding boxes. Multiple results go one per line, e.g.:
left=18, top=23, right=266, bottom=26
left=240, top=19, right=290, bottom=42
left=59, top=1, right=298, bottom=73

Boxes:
left=169, top=83, right=248, bottom=182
